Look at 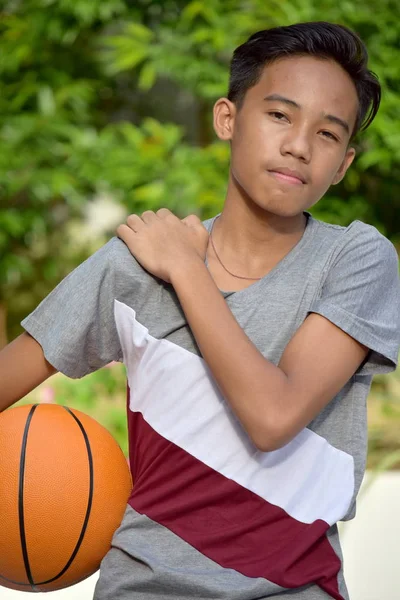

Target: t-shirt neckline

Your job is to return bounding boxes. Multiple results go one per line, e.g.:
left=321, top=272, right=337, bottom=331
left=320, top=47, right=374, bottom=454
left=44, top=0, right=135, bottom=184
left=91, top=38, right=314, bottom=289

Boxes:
left=204, top=211, right=315, bottom=297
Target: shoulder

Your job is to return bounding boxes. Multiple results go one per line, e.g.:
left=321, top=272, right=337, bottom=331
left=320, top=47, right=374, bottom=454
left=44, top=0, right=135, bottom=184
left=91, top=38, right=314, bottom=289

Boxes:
left=49, top=236, right=161, bottom=307
left=90, top=236, right=156, bottom=280
left=338, top=220, right=397, bottom=267
left=95, top=236, right=139, bottom=264
left=341, top=218, right=394, bottom=246
left=311, top=215, right=398, bottom=266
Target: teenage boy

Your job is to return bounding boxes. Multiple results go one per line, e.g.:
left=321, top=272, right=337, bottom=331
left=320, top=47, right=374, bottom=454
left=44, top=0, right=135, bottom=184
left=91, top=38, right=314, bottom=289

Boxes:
left=1, top=21, right=399, bottom=600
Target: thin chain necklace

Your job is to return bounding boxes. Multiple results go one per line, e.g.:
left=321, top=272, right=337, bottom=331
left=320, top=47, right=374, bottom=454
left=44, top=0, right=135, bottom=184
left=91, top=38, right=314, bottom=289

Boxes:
left=208, top=215, right=262, bottom=281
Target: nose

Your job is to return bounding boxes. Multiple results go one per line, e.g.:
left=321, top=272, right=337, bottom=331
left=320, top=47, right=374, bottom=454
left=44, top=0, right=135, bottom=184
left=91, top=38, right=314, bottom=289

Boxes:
left=280, top=127, right=312, bottom=163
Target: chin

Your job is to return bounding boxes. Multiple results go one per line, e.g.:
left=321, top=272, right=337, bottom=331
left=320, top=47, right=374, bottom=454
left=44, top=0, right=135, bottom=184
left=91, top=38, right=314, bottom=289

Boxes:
left=254, top=201, right=305, bottom=219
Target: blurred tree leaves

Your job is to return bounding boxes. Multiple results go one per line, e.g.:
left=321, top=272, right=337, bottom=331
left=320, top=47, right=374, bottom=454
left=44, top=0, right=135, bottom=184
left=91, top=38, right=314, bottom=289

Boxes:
left=1, top=0, right=400, bottom=342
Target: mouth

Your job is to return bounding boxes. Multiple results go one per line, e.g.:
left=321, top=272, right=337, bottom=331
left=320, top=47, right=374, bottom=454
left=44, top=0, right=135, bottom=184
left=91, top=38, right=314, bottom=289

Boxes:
left=267, top=170, right=306, bottom=186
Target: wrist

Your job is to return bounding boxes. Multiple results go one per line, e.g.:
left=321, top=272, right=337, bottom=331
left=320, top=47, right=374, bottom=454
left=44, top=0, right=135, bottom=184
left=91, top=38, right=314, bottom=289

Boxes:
left=170, top=256, right=207, bottom=287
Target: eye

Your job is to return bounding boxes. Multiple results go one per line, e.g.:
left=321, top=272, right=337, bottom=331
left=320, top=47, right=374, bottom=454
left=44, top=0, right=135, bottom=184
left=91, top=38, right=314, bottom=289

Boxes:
left=268, top=111, right=289, bottom=121
left=320, top=130, right=339, bottom=142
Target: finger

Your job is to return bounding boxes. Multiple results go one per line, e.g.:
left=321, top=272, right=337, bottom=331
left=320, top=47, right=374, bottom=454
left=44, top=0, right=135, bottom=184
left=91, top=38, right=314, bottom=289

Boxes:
left=126, top=214, right=145, bottom=232
left=156, top=208, right=174, bottom=220
left=182, top=214, right=202, bottom=228
left=141, top=210, right=158, bottom=224
left=116, top=223, right=137, bottom=243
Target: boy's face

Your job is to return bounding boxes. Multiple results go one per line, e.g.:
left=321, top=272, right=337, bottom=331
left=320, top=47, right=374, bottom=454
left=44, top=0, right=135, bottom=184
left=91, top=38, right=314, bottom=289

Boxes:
left=214, top=55, right=359, bottom=217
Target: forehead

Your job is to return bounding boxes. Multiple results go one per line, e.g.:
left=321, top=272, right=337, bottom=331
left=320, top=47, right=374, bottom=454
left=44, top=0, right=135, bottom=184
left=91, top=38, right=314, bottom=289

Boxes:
left=245, top=55, right=359, bottom=126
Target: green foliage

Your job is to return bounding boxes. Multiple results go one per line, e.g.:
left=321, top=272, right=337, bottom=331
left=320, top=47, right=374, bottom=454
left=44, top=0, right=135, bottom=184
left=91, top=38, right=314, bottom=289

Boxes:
left=2, top=0, right=398, bottom=475
left=100, top=0, right=400, bottom=235
left=1, top=0, right=400, bottom=342
left=368, top=366, right=400, bottom=470
left=0, top=0, right=129, bottom=338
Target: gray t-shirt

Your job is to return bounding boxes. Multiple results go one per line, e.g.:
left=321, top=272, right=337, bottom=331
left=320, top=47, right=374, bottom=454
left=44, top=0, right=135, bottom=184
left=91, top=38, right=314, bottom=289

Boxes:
left=22, top=211, right=400, bottom=599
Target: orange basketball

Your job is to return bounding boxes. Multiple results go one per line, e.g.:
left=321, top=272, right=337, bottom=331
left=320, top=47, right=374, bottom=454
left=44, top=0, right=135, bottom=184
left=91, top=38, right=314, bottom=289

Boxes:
left=0, top=403, right=132, bottom=592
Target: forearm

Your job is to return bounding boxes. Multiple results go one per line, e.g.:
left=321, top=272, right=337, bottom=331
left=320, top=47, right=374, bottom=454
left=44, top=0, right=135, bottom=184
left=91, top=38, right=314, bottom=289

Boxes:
left=0, top=333, right=57, bottom=412
left=171, top=260, right=289, bottom=450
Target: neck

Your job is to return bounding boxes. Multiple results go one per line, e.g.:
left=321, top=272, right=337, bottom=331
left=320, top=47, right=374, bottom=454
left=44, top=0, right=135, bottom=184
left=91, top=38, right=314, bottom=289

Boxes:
left=211, top=197, right=308, bottom=274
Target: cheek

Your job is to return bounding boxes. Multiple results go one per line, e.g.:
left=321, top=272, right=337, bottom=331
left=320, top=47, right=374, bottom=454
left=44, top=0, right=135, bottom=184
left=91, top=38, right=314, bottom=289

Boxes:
left=231, top=120, right=270, bottom=170
left=319, top=152, right=343, bottom=187
left=310, top=169, right=341, bottom=202
left=230, top=142, right=260, bottom=189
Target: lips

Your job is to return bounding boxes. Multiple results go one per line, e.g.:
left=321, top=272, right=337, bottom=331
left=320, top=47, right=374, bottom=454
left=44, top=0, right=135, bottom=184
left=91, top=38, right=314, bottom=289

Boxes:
left=267, top=167, right=307, bottom=185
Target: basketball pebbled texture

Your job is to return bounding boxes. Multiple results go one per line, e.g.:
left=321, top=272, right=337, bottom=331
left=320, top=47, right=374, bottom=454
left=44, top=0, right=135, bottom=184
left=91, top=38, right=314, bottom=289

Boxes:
left=0, top=404, right=132, bottom=592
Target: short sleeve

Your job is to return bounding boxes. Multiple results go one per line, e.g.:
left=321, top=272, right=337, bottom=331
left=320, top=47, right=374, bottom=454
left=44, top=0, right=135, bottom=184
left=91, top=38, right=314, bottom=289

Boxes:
left=308, top=222, right=400, bottom=376
left=22, top=238, right=135, bottom=378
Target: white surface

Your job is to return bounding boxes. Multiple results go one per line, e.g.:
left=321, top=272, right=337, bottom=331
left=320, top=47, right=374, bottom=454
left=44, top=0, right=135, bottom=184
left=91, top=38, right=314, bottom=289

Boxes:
left=1, top=472, right=399, bottom=599
left=339, top=471, right=400, bottom=599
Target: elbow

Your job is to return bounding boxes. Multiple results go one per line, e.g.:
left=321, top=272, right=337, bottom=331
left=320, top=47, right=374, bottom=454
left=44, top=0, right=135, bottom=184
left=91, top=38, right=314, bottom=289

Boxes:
left=249, top=419, right=293, bottom=453
left=251, top=434, right=287, bottom=453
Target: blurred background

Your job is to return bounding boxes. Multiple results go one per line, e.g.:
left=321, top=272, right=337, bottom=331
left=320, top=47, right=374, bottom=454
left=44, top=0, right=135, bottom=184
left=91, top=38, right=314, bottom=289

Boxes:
left=1, top=0, right=399, bottom=470
left=0, top=2, right=399, bottom=595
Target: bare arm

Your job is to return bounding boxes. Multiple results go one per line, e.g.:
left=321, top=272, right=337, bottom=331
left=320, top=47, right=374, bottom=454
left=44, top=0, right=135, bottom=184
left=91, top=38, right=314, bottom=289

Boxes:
left=0, top=333, right=57, bottom=412
left=171, top=260, right=369, bottom=452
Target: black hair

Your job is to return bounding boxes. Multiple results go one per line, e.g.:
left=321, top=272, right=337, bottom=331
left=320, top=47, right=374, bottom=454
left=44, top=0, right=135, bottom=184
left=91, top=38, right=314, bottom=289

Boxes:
left=228, top=22, right=381, bottom=137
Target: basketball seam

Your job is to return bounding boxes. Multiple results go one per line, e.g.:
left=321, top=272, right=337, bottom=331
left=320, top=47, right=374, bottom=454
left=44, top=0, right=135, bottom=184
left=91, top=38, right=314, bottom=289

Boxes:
left=19, top=404, right=39, bottom=592
left=0, top=405, right=95, bottom=590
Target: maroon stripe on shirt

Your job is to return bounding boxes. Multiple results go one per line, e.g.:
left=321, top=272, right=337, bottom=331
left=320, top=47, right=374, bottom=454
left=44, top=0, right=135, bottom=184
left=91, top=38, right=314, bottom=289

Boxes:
left=126, top=406, right=344, bottom=599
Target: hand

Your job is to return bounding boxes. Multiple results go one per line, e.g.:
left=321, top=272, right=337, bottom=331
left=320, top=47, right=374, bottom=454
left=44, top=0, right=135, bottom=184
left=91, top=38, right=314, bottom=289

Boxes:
left=116, top=208, right=209, bottom=283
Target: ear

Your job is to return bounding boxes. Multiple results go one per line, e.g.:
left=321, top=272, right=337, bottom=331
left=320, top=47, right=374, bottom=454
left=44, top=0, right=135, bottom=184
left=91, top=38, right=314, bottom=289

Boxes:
left=213, top=97, right=237, bottom=141
left=331, top=146, right=356, bottom=185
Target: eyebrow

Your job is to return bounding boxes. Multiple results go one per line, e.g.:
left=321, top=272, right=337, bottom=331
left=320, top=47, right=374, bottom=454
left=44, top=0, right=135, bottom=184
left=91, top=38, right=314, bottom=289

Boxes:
left=263, top=94, right=350, bottom=135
